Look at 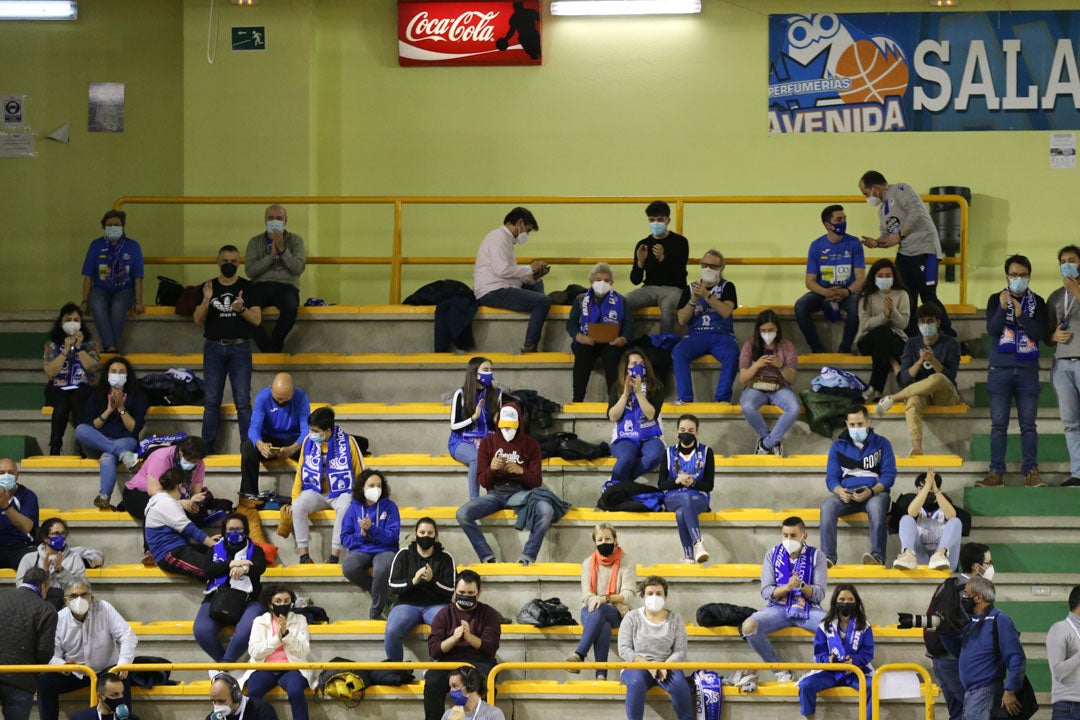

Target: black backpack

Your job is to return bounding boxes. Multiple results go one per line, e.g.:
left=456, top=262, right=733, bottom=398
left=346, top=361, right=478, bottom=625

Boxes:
left=696, top=602, right=757, bottom=628
left=923, top=576, right=967, bottom=657
left=155, top=276, right=184, bottom=306
left=516, top=597, right=577, bottom=627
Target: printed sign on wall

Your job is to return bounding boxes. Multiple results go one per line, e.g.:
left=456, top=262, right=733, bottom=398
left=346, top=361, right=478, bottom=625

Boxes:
left=398, top=0, right=541, bottom=66
left=769, top=11, right=1080, bottom=133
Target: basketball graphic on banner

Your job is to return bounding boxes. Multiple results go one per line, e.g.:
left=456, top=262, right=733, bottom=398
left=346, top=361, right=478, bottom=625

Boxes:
left=834, top=39, right=909, bottom=104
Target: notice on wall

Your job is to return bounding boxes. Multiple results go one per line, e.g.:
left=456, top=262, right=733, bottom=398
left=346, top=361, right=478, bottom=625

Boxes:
left=88, top=82, right=124, bottom=133
left=2, top=95, right=26, bottom=129
left=0, top=131, right=36, bottom=158
left=1051, top=133, right=1076, bottom=169
left=232, top=27, right=266, bottom=50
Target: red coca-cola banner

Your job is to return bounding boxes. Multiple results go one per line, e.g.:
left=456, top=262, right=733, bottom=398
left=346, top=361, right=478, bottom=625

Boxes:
left=398, top=0, right=542, bottom=67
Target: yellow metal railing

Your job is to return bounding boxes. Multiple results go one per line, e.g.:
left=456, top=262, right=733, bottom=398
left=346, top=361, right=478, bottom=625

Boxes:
left=110, top=660, right=467, bottom=676
left=113, top=194, right=970, bottom=305
left=872, top=662, right=937, bottom=720
left=0, top=664, right=99, bottom=707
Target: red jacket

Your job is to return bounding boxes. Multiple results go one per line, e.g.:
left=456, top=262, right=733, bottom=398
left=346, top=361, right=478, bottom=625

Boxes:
left=476, top=422, right=542, bottom=492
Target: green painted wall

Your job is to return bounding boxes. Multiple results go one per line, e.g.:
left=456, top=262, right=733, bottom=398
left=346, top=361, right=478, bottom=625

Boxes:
left=2, top=0, right=1079, bottom=312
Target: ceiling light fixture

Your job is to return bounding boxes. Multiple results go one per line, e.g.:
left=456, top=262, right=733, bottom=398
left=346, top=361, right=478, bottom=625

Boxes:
left=550, top=0, right=701, bottom=17
left=929, top=0, right=959, bottom=6
left=0, top=1, right=77, bottom=19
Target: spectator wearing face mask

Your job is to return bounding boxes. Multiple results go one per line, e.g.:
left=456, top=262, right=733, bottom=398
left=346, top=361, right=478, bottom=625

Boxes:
left=624, top=200, right=690, bottom=335
left=68, top=673, right=140, bottom=720
left=206, top=673, right=277, bottom=720
left=794, top=205, right=866, bottom=354
left=796, top=583, right=874, bottom=720
left=739, top=309, right=800, bottom=456
left=658, top=415, right=714, bottom=564
left=384, top=517, right=456, bottom=662
left=245, top=205, right=306, bottom=354
left=16, top=518, right=104, bottom=609
left=890, top=469, right=971, bottom=572
left=854, top=258, right=910, bottom=402
left=449, top=357, right=502, bottom=500
left=242, top=584, right=315, bottom=720
left=567, top=263, right=634, bottom=402
left=607, top=350, right=665, bottom=485
left=442, top=666, right=504, bottom=720
left=340, top=469, right=400, bottom=619
left=0, top=458, right=39, bottom=571
left=144, top=467, right=220, bottom=580
left=43, top=302, right=100, bottom=455
left=672, top=250, right=739, bottom=404
left=75, top=356, right=148, bottom=509
left=80, top=209, right=144, bottom=354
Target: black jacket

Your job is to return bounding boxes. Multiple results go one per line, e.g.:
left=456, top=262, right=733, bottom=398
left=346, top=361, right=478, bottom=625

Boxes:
left=387, top=541, right=456, bottom=607
left=204, top=696, right=278, bottom=720
left=0, top=586, right=57, bottom=691
left=402, top=280, right=477, bottom=352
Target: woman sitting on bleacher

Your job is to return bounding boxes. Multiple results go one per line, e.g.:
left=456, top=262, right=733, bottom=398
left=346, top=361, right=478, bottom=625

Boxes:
left=566, top=522, right=637, bottom=679
left=384, top=517, right=456, bottom=662
left=43, top=302, right=100, bottom=455
left=449, top=356, right=502, bottom=500
left=194, top=512, right=267, bottom=668
left=15, top=517, right=104, bottom=609
left=738, top=308, right=800, bottom=456
left=243, top=583, right=316, bottom=720
left=341, top=468, right=401, bottom=619
left=144, top=466, right=219, bottom=579
left=608, top=350, right=665, bottom=484
left=657, top=415, right=714, bottom=565
left=125, top=436, right=208, bottom=565
left=796, top=583, right=875, bottom=720
left=74, top=355, right=149, bottom=509
left=618, top=575, right=693, bottom=720
left=854, top=259, right=910, bottom=402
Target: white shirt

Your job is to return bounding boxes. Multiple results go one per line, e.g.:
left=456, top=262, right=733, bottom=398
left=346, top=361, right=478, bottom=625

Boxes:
left=473, top=226, right=535, bottom=298
left=51, top=599, right=138, bottom=677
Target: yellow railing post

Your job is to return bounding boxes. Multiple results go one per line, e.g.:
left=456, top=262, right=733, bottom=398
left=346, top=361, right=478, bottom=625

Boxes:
left=871, top=662, right=937, bottom=720
left=391, top=200, right=404, bottom=304
left=0, top=665, right=98, bottom=707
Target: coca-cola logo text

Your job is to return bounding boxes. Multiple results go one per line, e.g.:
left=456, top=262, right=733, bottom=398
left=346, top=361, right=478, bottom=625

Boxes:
left=405, top=10, right=498, bottom=43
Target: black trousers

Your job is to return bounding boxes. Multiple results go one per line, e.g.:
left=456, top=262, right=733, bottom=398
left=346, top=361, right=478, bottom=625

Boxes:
left=240, top=437, right=301, bottom=495
left=895, top=253, right=954, bottom=336
left=857, top=325, right=906, bottom=393
left=43, top=384, right=91, bottom=454
left=251, top=282, right=300, bottom=353
left=571, top=343, right=624, bottom=402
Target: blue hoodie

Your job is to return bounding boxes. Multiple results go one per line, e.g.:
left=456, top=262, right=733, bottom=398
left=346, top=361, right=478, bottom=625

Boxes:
left=942, top=607, right=1026, bottom=693
left=825, top=429, right=897, bottom=493
left=340, top=497, right=400, bottom=555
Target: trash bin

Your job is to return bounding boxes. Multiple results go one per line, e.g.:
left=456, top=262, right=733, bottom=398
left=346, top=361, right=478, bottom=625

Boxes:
left=930, top=185, right=971, bottom=283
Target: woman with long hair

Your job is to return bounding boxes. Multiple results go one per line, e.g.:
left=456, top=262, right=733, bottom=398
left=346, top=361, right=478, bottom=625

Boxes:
left=43, top=302, right=100, bottom=455
left=797, top=583, right=875, bottom=720
left=738, top=309, right=800, bottom=456
left=448, top=356, right=502, bottom=499
left=607, top=349, right=665, bottom=484
left=854, top=259, right=910, bottom=401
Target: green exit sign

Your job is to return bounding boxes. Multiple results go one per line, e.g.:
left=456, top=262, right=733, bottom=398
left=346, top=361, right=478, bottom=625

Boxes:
left=232, top=27, right=266, bottom=51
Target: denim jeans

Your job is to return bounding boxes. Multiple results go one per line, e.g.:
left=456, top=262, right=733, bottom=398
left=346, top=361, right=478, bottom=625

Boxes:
left=794, top=290, right=860, bottom=352
left=88, top=286, right=135, bottom=349
left=1053, top=359, right=1080, bottom=477
left=740, top=387, right=801, bottom=450
left=1052, top=701, right=1080, bottom=720
left=987, top=365, right=1040, bottom=473
left=384, top=603, right=445, bottom=661
left=819, top=491, right=891, bottom=564
left=201, top=340, right=253, bottom=450
left=0, top=683, right=34, bottom=720
left=899, top=515, right=963, bottom=569
left=663, top=491, right=710, bottom=558
left=672, top=332, right=740, bottom=402
left=193, top=599, right=263, bottom=662
left=450, top=441, right=481, bottom=499
left=622, top=669, right=693, bottom=720
left=247, top=669, right=310, bottom=720
left=74, top=423, right=139, bottom=498
left=456, top=490, right=553, bottom=562
left=624, top=285, right=683, bottom=335
left=476, top=281, right=552, bottom=348
left=962, top=683, right=996, bottom=720
left=576, top=603, right=621, bottom=671
left=610, top=437, right=665, bottom=484
left=933, top=656, right=965, bottom=720
left=743, top=604, right=827, bottom=668
left=341, top=549, right=396, bottom=618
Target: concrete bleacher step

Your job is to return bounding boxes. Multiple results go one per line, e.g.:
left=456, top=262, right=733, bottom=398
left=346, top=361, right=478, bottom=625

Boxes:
left=0, top=382, right=46, bottom=410
left=964, top=487, right=1080, bottom=516
left=989, top=542, right=1080, bottom=574
left=969, top=433, right=1071, bottom=463
left=0, top=332, right=45, bottom=359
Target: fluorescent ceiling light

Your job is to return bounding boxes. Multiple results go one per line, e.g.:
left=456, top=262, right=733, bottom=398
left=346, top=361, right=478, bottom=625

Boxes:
left=551, top=0, right=701, bottom=16
left=0, top=1, right=77, bottom=19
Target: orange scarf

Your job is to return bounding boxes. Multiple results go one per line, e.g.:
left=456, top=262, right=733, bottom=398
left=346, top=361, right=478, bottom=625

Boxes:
left=588, top=546, right=624, bottom=597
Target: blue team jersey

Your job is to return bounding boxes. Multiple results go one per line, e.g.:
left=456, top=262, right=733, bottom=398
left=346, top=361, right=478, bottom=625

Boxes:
left=805, top=234, right=865, bottom=289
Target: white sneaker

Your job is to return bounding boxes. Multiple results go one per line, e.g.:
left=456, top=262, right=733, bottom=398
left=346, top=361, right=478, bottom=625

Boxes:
left=876, top=395, right=895, bottom=415
left=681, top=557, right=696, bottom=564
left=692, top=540, right=710, bottom=564
left=862, top=552, right=882, bottom=566
left=774, top=670, right=794, bottom=683
left=892, top=548, right=918, bottom=570
left=929, top=548, right=951, bottom=571
left=729, top=670, right=758, bottom=693
left=119, top=451, right=139, bottom=470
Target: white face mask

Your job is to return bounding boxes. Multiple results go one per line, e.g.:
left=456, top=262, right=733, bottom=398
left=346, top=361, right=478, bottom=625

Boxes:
left=62, top=321, right=81, bottom=336
left=760, top=331, right=777, bottom=345
left=866, top=196, right=883, bottom=208
left=875, top=277, right=893, bottom=291
left=700, top=268, right=720, bottom=284
left=981, top=564, right=995, bottom=582
left=592, top=280, right=612, bottom=297
left=104, top=225, right=124, bottom=241
left=515, top=231, right=529, bottom=245
left=643, top=594, right=666, bottom=613
left=107, top=373, right=126, bottom=388
left=781, top=538, right=802, bottom=555
left=364, top=487, right=381, bottom=503
left=266, top=220, right=285, bottom=234
left=68, top=597, right=90, bottom=616
left=500, top=427, right=517, bottom=442
left=212, top=704, right=233, bottom=717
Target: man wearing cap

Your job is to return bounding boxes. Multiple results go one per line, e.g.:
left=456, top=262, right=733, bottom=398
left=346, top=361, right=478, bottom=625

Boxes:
left=455, top=401, right=568, bottom=565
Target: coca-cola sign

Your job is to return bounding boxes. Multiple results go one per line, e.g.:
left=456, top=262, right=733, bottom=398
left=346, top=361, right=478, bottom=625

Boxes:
left=398, top=0, right=542, bottom=66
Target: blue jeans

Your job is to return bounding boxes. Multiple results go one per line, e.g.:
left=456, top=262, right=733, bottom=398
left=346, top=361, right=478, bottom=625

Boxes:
left=663, top=491, right=710, bottom=558
left=0, top=683, right=34, bottom=720
left=819, top=492, right=891, bottom=564
left=88, top=286, right=135, bottom=349
left=899, top=515, right=963, bottom=569
left=341, top=549, right=396, bottom=618
left=610, top=437, right=665, bottom=483
left=962, top=683, right=996, bottom=720
left=798, top=670, right=869, bottom=718
left=476, top=281, right=552, bottom=348
left=933, top=656, right=964, bottom=720
left=1053, top=359, right=1080, bottom=477
left=201, top=340, right=253, bottom=450
left=672, top=332, right=740, bottom=402
left=247, top=669, right=310, bottom=720
left=740, top=387, right=801, bottom=450
left=987, top=365, right=1040, bottom=473
left=576, top=604, right=621, bottom=671
left=743, top=604, right=827, bottom=669
left=1053, top=701, right=1080, bottom=720
left=74, top=423, right=138, bottom=497
left=795, top=290, right=860, bottom=352
left=450, top=441, right=481, bottom=499
left=622, top=669, right=693, bottom=720
left=456, top=490, right=553, bottom=562
left=193, top=599, right=263, bottom=662
left=384, top=603, right=445, bottom=662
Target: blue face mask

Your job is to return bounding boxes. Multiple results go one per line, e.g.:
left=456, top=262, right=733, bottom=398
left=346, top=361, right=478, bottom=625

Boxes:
left=848, top=427, right=868, bottom=443
left=918, top=323, right=938, bottom=338
left=179, top=457, right=197, bottom=472
left=0, top=473, right=15, bottom=491
left=309, top=431, right=326, bottom=445
left=1062, top=263, right=1079, bottom=279
left=648, top=221, right=666, bottom=237
left=830, top=221, right=847, bottom=236
left=449, top=689, right=468, bottom=707
left=477, top=371, right=493, bottom=387
left=225, top=530, right=246, bottom=546
left=1009, top=277, right=1029, bottom=294
left=266, top=220, right=285, bottom=234
left=47, top=535, right=67, bottom=552
left=628, top=364, right=646, bottom=379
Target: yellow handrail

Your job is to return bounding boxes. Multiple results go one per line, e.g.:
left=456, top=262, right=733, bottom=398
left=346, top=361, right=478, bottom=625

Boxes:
left=110, top=660, right=467, bottom=675
left=114, top=194, right=969, bottom=304
left=0, top=664, right=98, bottom=707
left=872, top=662, right=937, bottom=720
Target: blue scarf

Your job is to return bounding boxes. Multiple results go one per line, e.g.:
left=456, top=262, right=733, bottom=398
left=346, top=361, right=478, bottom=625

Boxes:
left=102, top=237, right=132, bottom=287
left=300, top=425, right=356, bottom=499
left=579, top=290, right=625, bottom=335
left=686, top=280, right=734, bottom=335
left=50, top=343, right=90, bottom=388
left=772, top=543, right=815, bottom=619
left=822, top=617, right=870, bottom=681
left=996, top=289, right=1039, bottom=361
left=664, top=444, right=710, bottom=505
left=614, top=383, right=662, bottom=443
left=206, top=539, right=254, bottom=593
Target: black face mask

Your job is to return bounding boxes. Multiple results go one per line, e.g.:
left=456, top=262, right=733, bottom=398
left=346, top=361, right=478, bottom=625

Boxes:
left=455, top=594, right=477, bottom=610
left=271, top=603, right=293, bottom=617
left=960, top=595, right=976, bottom=614
left=835, top=602, right=856, bottom=617
left=678, top=432, right=696, bottom=448
left=596, top=542, right=616, bottom=557
left=103, top=697, right=125, bottom=713
left=416, top=536, right=436, bottom=550
left=220, top=263, right=238, bottom=278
